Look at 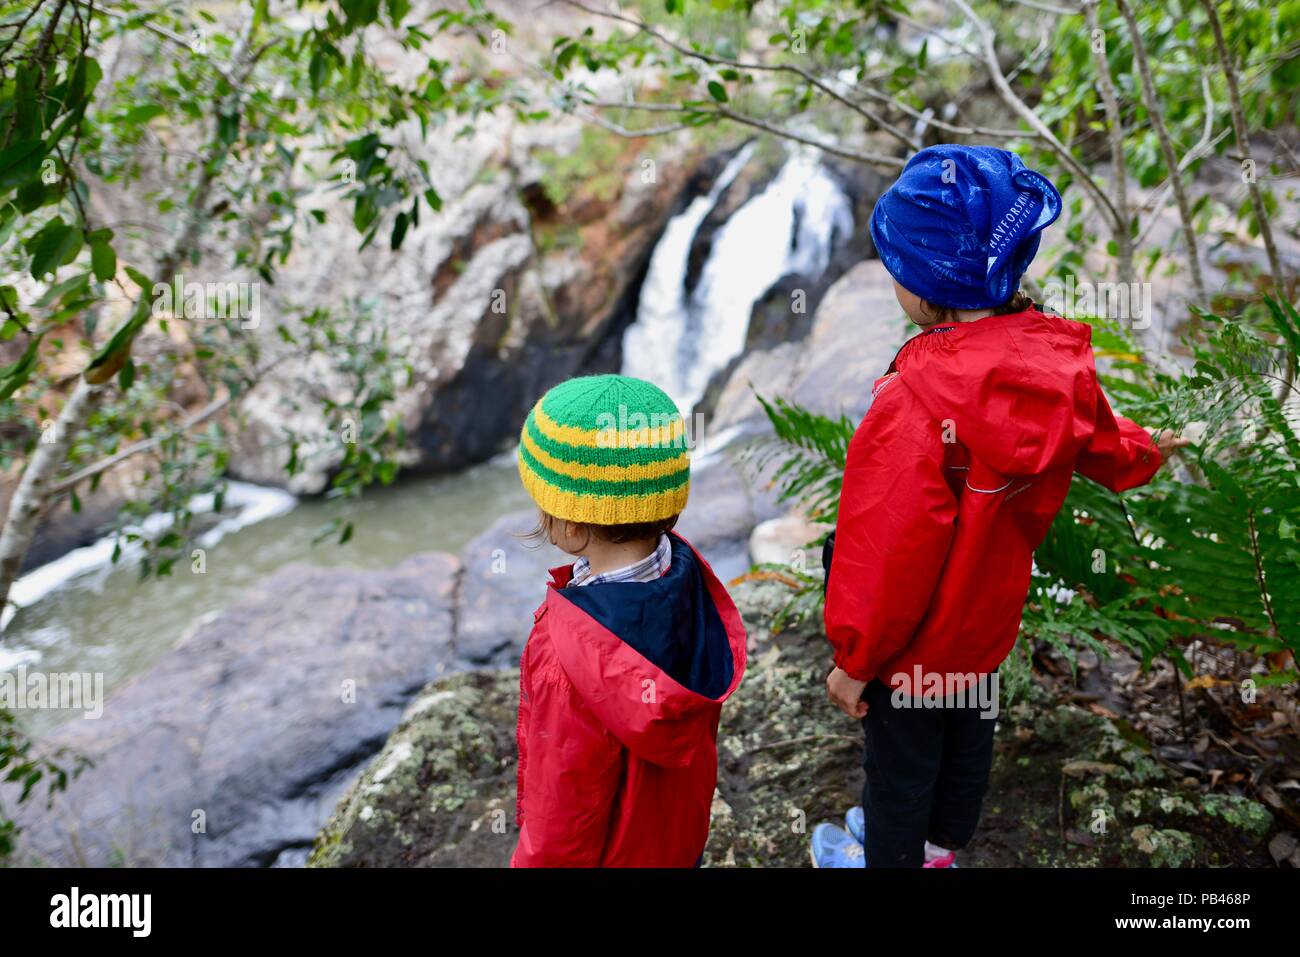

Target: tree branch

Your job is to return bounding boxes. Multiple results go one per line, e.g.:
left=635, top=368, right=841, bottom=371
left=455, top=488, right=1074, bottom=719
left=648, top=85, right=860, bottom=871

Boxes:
left=1134, top=76, right=1225, bottom=248
left=1083, top=0, right=1133, bottom=287
left=1116, top=0, right=1207, bottom=306
left=1201, top=0, right=1294, bottom=401
left=49, top=350, right=293, bottom=495
left=577, top=98, right=906, bottom=168
left=945, top=0, right=1121, bottom=232
left=69, top=0, right=237, bottom=85
left=557, top=0, right=920, bottom=151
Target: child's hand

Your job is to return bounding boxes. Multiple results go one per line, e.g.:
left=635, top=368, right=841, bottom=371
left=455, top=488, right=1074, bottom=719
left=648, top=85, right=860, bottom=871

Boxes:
left=826, top=667, right=869, bottom=718
left=1149, top=428, right=1191, bottom=461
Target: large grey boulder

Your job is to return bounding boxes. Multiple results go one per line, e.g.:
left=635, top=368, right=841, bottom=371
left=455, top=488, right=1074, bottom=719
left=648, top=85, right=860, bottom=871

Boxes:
left=710, top=258, right=906, bottom=434
left=675, top=453, right=780, bottom=582
left=6, top=551, right=461, bottom=867
left=454, top=510, right=565, bottom=667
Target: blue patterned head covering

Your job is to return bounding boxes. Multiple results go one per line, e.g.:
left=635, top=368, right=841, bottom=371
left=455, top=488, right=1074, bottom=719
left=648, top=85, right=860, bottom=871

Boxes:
left=869, top=144, right=1062, bottom=310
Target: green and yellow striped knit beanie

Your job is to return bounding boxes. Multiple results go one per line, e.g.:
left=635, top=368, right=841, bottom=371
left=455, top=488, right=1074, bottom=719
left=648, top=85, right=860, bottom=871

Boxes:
left=518, top=374, right=690, bottom=526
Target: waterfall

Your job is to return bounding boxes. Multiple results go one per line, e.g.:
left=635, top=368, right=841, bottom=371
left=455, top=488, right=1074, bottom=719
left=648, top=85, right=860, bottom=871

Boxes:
left=622, top=148, right=854, bottom=416
left=621, top=144, right=754, bottom=408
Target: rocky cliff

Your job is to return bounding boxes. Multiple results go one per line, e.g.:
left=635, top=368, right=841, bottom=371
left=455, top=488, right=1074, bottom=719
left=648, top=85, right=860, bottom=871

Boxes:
left=226, top=118, right=719, bottom=494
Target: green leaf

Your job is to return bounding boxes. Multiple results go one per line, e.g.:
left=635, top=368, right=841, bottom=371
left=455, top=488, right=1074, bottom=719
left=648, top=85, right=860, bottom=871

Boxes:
left=33, top=271, right=90, bottom=308
left=0, top=140, right=45, bottom=192
left=120, top=104, right=167, bottom=124
left=86, top=298, right=148, bottom=375
left=0, top=336, right=42, bottom=401
left=216, top=110, right=241, bottom=146
left=707, top=80, right=728, bottom=103
left=390, top=210, right=409, bottom=250
left=25, top=219, right=82, bottom=280
left=91, top=239, right=116, bottom=281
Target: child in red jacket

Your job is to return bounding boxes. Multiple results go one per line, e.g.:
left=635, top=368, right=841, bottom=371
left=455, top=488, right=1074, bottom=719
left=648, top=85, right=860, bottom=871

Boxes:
left=511, top=374, right=746, bottom=867
left=816, top=145, right=1183, bottom=868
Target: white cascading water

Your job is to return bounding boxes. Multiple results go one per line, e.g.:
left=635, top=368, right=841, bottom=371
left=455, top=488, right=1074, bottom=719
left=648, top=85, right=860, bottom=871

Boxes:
left=0, top=481, right=296, bottom=638
left=621, top=143, right=754, bottom=408
left=622, top=148, right=854, bottom=416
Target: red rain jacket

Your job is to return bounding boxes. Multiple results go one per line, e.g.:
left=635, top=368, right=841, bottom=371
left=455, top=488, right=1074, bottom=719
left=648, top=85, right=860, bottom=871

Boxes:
left=826, top=308, right=1162, bottom=686
left=512, top=533, right=746, bottom=867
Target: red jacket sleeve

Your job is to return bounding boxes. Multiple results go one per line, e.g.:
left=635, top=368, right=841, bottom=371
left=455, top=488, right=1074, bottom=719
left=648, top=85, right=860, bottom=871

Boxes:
left=824, top=380, right=958, bottom=683
left=511, top=664, right=623, bottom=868
left=1074, top=385, right=1162, bottom=492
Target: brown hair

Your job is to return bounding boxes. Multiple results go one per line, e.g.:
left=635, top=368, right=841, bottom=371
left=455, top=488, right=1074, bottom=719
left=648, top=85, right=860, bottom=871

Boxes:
left=519, top=511, right=679, bottom=551
left=916, top=289, right=1035, bottom=327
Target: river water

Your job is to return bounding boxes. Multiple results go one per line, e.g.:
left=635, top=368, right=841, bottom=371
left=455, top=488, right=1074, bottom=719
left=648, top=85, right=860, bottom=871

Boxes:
left=3, top=145, right=856, bottom=737
left=2, top=457, right=529, bottom=734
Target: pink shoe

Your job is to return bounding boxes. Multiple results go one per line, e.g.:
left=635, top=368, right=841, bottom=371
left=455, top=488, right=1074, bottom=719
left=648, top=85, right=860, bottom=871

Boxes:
left=923, top=851, right=957, bottom=868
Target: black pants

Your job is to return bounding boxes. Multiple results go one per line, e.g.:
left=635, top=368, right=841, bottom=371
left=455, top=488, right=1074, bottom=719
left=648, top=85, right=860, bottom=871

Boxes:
left=861, top=679, right=997, bottom=868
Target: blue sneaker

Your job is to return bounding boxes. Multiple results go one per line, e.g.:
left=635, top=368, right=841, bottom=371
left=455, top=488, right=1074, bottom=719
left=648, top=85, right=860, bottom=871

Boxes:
left=810, top=823, right=866, bottom=868
left=845, top=806, right=865, bottom=844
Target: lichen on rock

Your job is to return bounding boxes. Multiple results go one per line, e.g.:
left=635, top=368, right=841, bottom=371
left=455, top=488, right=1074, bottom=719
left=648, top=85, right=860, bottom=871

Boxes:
left=310, top=670, right=520, bottom=868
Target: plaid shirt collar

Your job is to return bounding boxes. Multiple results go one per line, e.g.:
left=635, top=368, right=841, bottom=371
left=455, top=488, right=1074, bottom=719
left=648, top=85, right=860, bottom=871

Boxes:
left=569, top=534, right=672, bottom=587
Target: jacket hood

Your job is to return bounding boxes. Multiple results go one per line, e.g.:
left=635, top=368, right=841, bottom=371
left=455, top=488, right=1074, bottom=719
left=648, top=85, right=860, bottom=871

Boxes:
left=892, top=309, right=1100, bottom=477
left=544, top=533, right=746, bottom=768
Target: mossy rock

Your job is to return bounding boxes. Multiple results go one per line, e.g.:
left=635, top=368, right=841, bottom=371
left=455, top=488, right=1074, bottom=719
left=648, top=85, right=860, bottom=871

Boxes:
left=981, top=674, right=1274, bottom=867
left=309, top=670, right=520, bottom=868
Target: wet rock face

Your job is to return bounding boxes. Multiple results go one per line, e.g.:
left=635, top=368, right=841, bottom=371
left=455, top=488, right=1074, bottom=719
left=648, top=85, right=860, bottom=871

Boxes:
left=4, top=552, right=461, bottom=867
left=692, top=159, right=890, bottom=423
left=682, top=145, right=785, bottom=299
left=406, top=141, right=709, bottom=477
left=227, top=117, right=710, bottom=494
left=742, top=160, right=889, bottom=355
